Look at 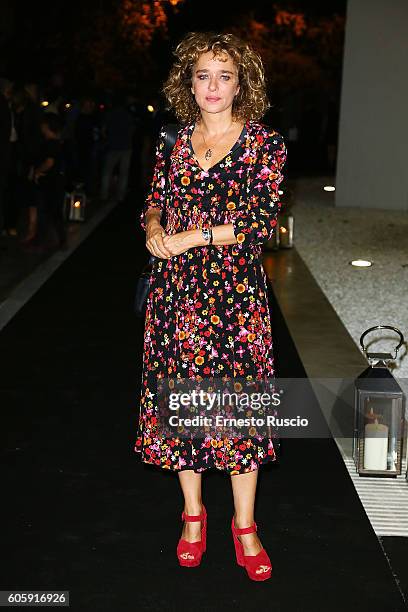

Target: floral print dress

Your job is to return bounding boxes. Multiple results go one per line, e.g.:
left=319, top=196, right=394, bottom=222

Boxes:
left=134, top=119, right=287, bottom=475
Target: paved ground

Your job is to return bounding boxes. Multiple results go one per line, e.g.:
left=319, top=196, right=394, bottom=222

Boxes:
left=289, top=175, right=408, bottom=377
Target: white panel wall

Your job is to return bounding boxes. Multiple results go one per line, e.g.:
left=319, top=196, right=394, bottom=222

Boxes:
left=336, top=0, right=408, bottom=210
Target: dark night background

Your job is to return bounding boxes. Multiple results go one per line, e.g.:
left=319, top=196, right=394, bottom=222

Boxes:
left=0, top=0, right=347, bottom=174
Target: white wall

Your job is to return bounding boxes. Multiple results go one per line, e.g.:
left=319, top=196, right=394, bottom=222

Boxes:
left=336, top=0, right=408, bottom=210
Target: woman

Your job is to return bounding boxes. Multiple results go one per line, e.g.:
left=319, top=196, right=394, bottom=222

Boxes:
left=134, top=31, right=287, bottom=581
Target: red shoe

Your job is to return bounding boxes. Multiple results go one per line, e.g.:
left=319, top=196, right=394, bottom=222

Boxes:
left=231, top=517, right=272, bottom=581
left=177, top=505, right=207, bottom=568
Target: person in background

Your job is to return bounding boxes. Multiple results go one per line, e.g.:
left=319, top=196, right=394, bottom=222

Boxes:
left=23, top=114, right=67, bottom=252
left=100, top=93, right=134, bottom=202
left=12, top=87, right=43, bottom=237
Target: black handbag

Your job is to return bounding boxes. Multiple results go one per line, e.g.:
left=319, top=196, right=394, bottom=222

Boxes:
left=134, top=123, right=179, bottom=317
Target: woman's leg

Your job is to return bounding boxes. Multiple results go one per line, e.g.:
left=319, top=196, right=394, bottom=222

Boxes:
left=19, top=206, right=38, bottom=242
left=230, top=470, right=263, bottom=555
left=178, top=470, right=203, bottom=542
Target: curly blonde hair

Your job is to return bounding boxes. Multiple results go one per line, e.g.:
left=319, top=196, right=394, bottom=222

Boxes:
left=163, top=31, right=270, bottom=124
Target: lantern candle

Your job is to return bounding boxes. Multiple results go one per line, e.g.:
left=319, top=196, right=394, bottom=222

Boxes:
left=279, top=214, right=294, bottom=248
left=363, top=418, right=388, bottom=471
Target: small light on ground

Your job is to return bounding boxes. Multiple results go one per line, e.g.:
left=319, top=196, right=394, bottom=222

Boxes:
left=147, top=105, right=155, bottom=113
left=324, top=185, right=336, bottom=192
left=41, top=101, right=49, bottom=107
left=350, top=259, right=373, bottom=267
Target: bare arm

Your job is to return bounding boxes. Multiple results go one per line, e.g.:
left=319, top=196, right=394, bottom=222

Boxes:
left=145, top=208, right=172, bottom=258
left=34, top=157, right=54, bottom=181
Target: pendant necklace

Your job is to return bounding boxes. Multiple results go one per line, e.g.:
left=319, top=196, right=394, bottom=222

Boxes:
left=200, top=122, right=234, bottom=161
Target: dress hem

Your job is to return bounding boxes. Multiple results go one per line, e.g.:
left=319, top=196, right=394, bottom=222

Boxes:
left=133, top=446, right=277, bottom=475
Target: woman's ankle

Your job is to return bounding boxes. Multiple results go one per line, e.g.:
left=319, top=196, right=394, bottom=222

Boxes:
left=183, top=501, right=203, bottom=515
left=233, top=514, right=255, bottom=529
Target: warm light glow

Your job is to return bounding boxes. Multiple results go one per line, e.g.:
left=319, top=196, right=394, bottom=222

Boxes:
left=74, top=201, right=81, bottom=208
left=41, top=101, right=49, bottom=107
left=147, top=104, right=155, bottom=113
left=65, top=103, right=71, bottom=109
left=350, top=259, right=373, bottom=267
left=324, top=185, right=336, bottom=192
left=280, top=226, right=287, bottom=233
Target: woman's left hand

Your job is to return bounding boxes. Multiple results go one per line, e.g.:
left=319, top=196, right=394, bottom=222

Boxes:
left=162, top=230, right=196, bottom=257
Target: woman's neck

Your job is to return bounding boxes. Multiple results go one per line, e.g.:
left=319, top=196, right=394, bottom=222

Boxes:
left=197, top=110, right=237, bottom=137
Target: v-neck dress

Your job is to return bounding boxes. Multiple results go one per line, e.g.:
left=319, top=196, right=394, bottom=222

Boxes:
left=134, top=119, right=287, bottom=474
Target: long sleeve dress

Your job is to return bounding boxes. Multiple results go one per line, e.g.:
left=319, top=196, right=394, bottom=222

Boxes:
left=134, top=119, right=287, bottom=475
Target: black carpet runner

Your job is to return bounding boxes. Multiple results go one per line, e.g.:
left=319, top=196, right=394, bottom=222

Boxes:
left=1, top=198, right=406, bottom=611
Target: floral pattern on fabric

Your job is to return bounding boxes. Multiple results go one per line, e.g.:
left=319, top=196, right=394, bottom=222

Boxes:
left=134, top=120, right=287, bottom=474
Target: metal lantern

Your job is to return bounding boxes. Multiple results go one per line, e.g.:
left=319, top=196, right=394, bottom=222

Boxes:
left=353, top=326, right=405, bottom=477
left=64, top=183, right=87, bottom=222
left=279, top=213, right=294, bottom=249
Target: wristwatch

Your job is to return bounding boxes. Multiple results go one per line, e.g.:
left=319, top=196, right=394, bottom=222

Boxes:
left=201, top=227, right=213, bottom=245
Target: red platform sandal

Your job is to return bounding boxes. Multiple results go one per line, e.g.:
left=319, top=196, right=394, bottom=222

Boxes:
left=177, top=505, right=207, bottom=568
left=231, top=517, right=272, bottom=581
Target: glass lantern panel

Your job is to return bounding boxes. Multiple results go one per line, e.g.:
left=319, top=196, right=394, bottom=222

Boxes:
left=358, top=392, right=402, bottom=472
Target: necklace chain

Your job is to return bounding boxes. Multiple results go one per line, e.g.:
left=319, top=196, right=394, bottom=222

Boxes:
left=199, top=122, right=234, bottom=161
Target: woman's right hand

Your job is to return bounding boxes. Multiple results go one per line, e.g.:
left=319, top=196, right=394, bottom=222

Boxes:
left=146, top=221, right=172, bottom=259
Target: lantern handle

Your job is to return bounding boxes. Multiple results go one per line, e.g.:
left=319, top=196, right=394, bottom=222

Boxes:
left=359, top=325, right=404, bottom=360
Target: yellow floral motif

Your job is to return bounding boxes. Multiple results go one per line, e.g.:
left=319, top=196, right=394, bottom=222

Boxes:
left=181, top=176, right=190, bottom=186
left=236, top=284, right=246, bottom=293
left=211, top=315, right=220, bottom=324
left=195, top=356, right=204, bottom=365
left=227, top=201, right=236, bottom=210
left=237, top=232, right=245, bottom=243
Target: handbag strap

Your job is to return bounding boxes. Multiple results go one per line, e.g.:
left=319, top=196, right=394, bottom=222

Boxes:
left=148, top=123, right=179, bottom=265
left=163, top=122, right=179, bottom=177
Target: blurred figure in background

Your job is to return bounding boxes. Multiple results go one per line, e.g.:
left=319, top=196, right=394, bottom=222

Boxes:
left=12, top=86, right=43, bottom=236
left=22, top=114, right=67, bottom=252
left=100, top=93, right=134, bottom=202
